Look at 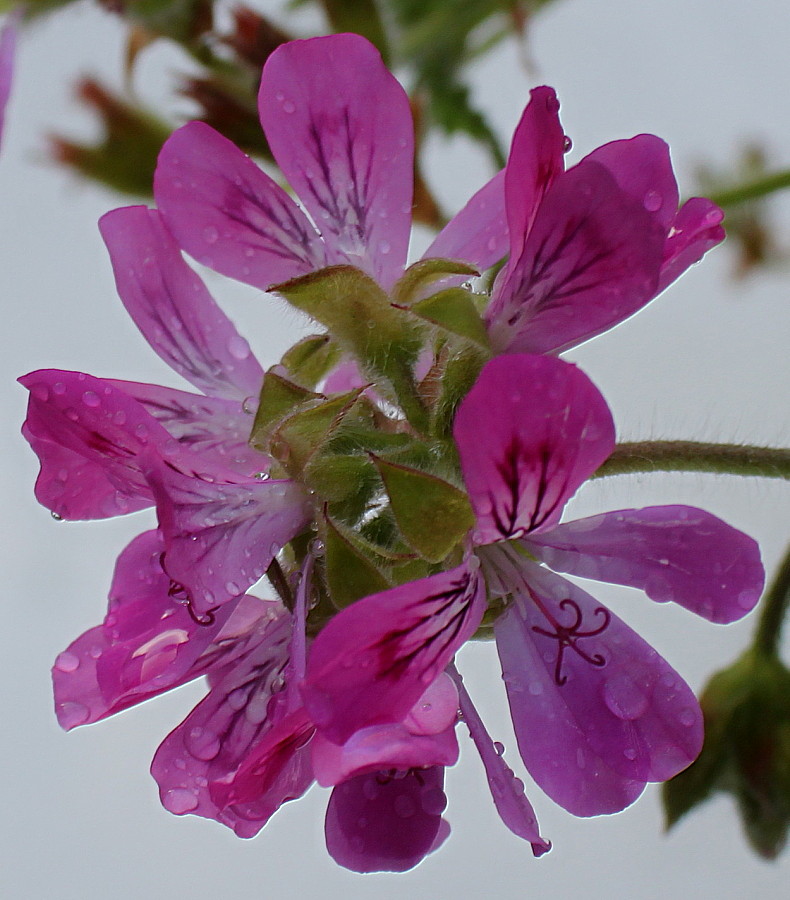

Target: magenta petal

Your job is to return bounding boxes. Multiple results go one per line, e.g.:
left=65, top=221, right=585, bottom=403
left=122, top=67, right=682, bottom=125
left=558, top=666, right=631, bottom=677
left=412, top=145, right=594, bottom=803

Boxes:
left=302, top=562, right=486, bottom=745
left=425, top=170, right=507, bottom=271
left=0, top=9, right=19, bottom=147
left=108, top=379, right=265, bottom=477
left=20, top=371, right=171, bottom=519
left=450, top=665, right=550, bottom=855
left=100, top=207, right=264, bottom=400
left=504, top=86, right=566, bottom=261
left=325, top=766, right=448, bottom=873
left=53, top=531, right=241, bottom=728
left=454, top=355, right=614, bottom=543
left=582, top=135, right=679, bottom=233
left=658, top=197, right=725, bottom=292
left=526, top=506, right=764, bottom=623
left=154, top=122, right=325, bottom=290
left=259, top=34, right=413, bottom=287
left=152, top=607, right=313, bottom=837
left=147, top=458, right=311, bottom=614
left=486, top=159, right=665, bottom=355
left=495, top=563, right=701, bottom=816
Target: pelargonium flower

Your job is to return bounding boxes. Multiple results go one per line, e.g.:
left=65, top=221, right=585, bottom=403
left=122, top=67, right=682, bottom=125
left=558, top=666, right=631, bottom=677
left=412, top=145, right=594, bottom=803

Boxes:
left=153, top=32, right=723, bottom=361
left=299, top=353, right=764, bottom=817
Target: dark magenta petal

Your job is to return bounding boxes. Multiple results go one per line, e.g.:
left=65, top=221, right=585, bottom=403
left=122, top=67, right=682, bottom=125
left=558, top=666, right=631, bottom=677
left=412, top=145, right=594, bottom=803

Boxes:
left=425, top=170, right=508, bottom=271
left=100, top=207, right=264, bottom=400
left=449, top=665, right=550, bottom=855
left=325, top=766, right=448, bottom=873
left=152, top=606, right=313, bottom=837
left=259, top=34, right=413, bottom=288
left=486, top=159, right=665, bottom=355
left=52, top=530, right=242, bottom=728
left=527, top=506, right=764, bottom=623
left=495, top=563, right=701, bottom=816
left=147, top=458, right=311, bottom=615
left=108, top=379, right=266, bottom=477
left=302, top=562, right=486, bottom=745
left=658, top=197, right=725, bottom=292
left=503, top=86, right=566, bottom=262
left=582, top=135, right=679, bottom=233
left=453, top=355, right=614, bottom=544
left=20, top=370, right=172, bottom=519
left=155, top=122, right=325, bottom=291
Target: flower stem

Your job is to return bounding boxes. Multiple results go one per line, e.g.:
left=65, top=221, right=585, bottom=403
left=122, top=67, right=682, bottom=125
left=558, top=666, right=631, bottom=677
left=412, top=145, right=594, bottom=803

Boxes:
left=594, top=441, right=790, bottom=481
left=753, top=545, right=790, bottom=658
left=709, top=169, right=790, bottom=208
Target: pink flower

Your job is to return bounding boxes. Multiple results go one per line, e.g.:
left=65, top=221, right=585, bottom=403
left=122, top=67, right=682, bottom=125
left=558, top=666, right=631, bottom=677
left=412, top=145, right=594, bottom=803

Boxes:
left=300, top=354, right=764, bottom=818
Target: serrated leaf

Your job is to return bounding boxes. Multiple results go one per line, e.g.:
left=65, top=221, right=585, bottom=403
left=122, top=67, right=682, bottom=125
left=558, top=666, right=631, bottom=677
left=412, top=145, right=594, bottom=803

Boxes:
left=371, top=454, right=474, bottom=562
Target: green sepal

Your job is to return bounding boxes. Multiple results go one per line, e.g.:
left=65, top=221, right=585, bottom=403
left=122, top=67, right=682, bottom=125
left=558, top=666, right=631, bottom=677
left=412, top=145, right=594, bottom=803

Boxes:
left=431, top=343, right=489, bottom=440
left=281, top=335, right=342, bottom=389
left=410, top=287, right=492, bottom=348
left=272, top=266, right=427, bottom=431
left=271, top=388, right=370, bottom=475
left=304, top=453, right=378, bottom=503
left=323, top=516, right=390, bottom=609
left=392, top=258, right=479, bottom=307
left=250, top=369, right=321, bottom=451
left=371, top=454, right=474, bottom=562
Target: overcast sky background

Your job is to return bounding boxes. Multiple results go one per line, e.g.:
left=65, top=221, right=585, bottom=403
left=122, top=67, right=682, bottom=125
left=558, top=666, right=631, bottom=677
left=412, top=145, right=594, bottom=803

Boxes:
left=2, top=1, right=789, bottom=898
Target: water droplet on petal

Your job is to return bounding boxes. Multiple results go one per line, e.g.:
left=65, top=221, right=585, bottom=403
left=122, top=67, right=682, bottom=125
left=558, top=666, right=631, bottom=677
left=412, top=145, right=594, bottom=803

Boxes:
left=163, top=788, right=199, bottom=814
left=643, top=190, right=662, bottom=212
left=51, top=511, right=64, bottom=521
left=678, top=707, right=697, bottom=728
left=54, top=651, right=80, bottom=673
left=58, top=701, right=90, bottom=728
left=494, top=741, right=505, bottom=756
left=563, top=135, right=573, bottom=152
left=82, top=390, right=100, bottom=408
left=227, top=335, right=251, bottom=360
left=203, top=226, right=219, bottom=244
left=186, top=726, right=221, bottom=761
left=378, top=239, right=391, bottom=255
left=603, top=674, right=649, bottom=721
left=282, top=100, right=296, bottom=114
left=624, top=747, right=637, bottom=761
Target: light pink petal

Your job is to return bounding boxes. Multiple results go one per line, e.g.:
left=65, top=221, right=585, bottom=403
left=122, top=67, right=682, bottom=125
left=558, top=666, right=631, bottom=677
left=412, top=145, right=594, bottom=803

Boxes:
left=495, top=563, right=702, bottom=816
left=0, top=10, right=19, bottom=148
left=424, top=170, right=508, bottom=271
left=20, top=370, right=171, bottom=519
left=325, top=766, right=449, bottom=873
left=52, top=530, right=242, bottom=729
left=449, top=664, right=550, bottom=855
left=147, top=457, right=311, bottom=615
left=582, top=135, right=679, bottom=233
left=108, top=379, right=265, bottom=477
left=152, top=606, right=313, bottom=837
left=259, top=34, right=413, bottom=287
left=503, top=86, right=566, bottom=262
left=526, top=506, right=764, bottom=624
left=154, top=122, right=326, bottom=291
left=453, top=355, right=614, bottom=544
left=100, top=207, right=264, bottom=400
left=312, top=674, right=460, bottom=787
left=658, top=197, right=725, bottom=292
left=486, top=159, right=665, bottom=355
left=302, top=562, right=486, bottom=745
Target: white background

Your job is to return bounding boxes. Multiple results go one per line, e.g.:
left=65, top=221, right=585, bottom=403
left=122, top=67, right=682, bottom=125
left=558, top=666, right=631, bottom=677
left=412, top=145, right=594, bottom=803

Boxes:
left=1, top=1, right=789, bottom=898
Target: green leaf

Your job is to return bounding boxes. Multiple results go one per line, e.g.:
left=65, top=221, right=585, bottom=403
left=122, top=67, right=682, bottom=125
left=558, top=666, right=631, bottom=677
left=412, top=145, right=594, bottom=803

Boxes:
left=371, top=455, right=474, bottom=562
left=392, top=258, right=479, bottom=307
left=323, top=516, right=390, bottom=609
left=410, top=287, right=492, bottom=348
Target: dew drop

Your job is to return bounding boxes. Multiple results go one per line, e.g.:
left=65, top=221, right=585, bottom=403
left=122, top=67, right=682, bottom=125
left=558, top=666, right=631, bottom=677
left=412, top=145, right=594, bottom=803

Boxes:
left=546, top=94, right=560, bottom=113
left=563, top=135, right=573, bottom=153
left=528, top=681, right=544, bottom=696
left=163, top=788, right=199, bottom=814
left=378, top=239, right=391, bottom=255
left=203, top=226, right=219, bottom=244
left=623, top=748, right=637, bottom=761
left=282, top=100, right=296, bottom=114
left=678, top=708, right=697, bottom=728
left=51, top=511, right=64, bottom=521
left=242, top=396, right=257, bottom=415
left=58, top=701, right=90, bottom=728
left=186, top=726, right=221, bottom=761
left=643, top=190, right=662, bottom=212
left=494, top=741, right=505, bottom=756
left=82, top=390, right=100, bottom=408
left=53, top=382, right=66, bottom=395
left=54, top=651, right=80, bottom=673
left=603, top=674, right=649, bottom=721
left=227, top=335, right=251, bottom=360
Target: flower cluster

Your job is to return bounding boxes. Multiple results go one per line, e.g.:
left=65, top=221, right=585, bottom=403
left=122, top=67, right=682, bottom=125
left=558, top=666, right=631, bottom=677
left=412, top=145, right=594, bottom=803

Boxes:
left=22, top=34, right=764, bottom=872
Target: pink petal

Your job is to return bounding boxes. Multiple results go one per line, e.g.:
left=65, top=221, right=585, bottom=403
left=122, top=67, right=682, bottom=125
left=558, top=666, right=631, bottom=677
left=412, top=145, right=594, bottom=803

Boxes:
left=658, top=197, right=725, bottom=292
left=52, top=531, right=242, bottom=729
left=0, top=10, right=19, bottom=148
left=486, top=159, right=665, bottom=355
left=582, top=135, right=679, bottom=233
left=302, top=562, right=486, bottom=745
left=146, top=457, right=311, bottom=615
left=20, top=370, right=171, bottom=519
left=527, top=506, right=764, bottom=623
left=152, top=606, right=313, bottom=837
left=503, top=86, right=566, bottom=263
left=495, top=563, right=702, bottom=816
left=259, top=34, right=413, bottom=288
left=108, top=379, right=266, bottom=477
left=154, top=122, right=326, bottom=291
left=453, top=354, right=614, bottom=544
left=325, top=766, right=449, bottom=873
left=449, top=664, right=550, bottom=855
left=100, top=207, right=264, bottom=400
left=424, top=170, right=508, bottom=271
left=312, top=674, right=460, bottom=787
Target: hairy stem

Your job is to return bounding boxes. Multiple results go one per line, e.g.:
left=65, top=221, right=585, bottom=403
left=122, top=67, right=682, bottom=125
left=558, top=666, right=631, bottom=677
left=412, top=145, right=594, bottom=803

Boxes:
left=710, top=170, right=790, bottom=208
